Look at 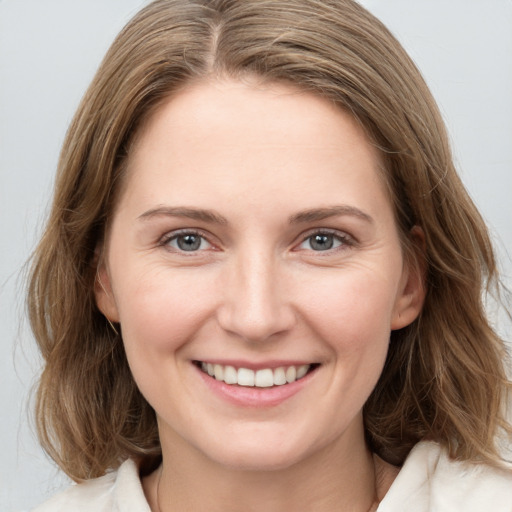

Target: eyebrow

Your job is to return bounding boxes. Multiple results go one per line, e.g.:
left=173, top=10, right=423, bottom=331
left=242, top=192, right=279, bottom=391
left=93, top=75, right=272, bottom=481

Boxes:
left=138, top=206, right=229, bottom=224
left=289, top=205, right=374, bottom=224
left=137, top=204, right=373, bottom=225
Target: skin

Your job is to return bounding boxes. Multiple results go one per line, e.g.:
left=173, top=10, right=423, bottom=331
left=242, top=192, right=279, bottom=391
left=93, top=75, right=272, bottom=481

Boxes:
left=96, top=78, right=424, bottom=511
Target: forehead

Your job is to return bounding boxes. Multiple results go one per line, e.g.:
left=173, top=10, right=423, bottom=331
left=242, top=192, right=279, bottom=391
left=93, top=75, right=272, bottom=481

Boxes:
left=117, top=78, right=391, bottom=222
left=131, top=78, right=377, bottom=158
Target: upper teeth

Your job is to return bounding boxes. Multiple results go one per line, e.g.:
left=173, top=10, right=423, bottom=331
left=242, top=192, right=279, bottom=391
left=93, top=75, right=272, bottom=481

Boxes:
left=200, top=362, right=311, bottom=387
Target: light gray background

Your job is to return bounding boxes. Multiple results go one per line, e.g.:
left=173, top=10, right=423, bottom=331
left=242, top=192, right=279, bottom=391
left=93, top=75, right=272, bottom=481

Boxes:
left=1, top=1, right=511, bottom=510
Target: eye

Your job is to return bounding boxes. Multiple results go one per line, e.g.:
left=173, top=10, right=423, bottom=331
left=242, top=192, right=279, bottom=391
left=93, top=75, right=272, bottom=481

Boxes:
left=297, top=231, right=351, bottom=252
left=162, top=231, right=212, bottom=252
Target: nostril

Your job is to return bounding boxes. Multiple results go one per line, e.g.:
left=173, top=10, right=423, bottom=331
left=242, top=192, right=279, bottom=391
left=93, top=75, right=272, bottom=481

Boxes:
left=216, top=301, right=297, bottom=343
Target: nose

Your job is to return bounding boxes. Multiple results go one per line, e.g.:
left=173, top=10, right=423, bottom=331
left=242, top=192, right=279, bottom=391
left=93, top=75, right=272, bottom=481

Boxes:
left=216, top=248, right=296, bottom=343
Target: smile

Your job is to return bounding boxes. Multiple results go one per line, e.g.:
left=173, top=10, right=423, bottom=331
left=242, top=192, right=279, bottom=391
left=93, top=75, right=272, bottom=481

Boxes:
left=196, top=362, right=317, bottom=387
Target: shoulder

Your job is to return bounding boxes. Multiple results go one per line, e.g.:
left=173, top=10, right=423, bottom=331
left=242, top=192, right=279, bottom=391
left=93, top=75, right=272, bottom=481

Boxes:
left=31, top=460, right=151, bottom=512
left=379, top=441, right=512, bottom=512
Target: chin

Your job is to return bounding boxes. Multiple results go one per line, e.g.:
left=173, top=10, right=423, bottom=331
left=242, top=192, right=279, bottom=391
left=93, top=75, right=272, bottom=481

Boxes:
left=193, top=426, right=325, bottom=472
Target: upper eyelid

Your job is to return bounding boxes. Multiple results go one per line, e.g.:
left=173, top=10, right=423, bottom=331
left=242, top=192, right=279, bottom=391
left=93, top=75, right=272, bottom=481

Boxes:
left=157, top=227, right=355, bottom=250
left=298, top=227, right=354, bottom=242
left=293, top=228, right=356, bottom=252
left=159, top=228, right=214, bottom=247
left=160, top=227, right=210, bottom=239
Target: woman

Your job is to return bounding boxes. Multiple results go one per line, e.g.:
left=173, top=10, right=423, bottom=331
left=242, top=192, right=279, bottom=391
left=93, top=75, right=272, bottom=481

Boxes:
left=29, top=0, right=512, bottom=510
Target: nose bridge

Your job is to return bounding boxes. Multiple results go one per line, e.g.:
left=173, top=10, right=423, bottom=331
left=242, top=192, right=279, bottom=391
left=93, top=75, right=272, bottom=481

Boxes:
left=217, top=244, right=295, bottom=342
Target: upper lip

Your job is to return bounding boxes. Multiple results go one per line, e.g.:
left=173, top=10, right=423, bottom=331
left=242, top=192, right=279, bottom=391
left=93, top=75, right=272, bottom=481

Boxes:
left=193, top=359, right=319, bottom=370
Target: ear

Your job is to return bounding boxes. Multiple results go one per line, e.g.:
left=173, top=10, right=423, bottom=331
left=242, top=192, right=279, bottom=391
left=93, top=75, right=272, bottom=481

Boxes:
left=94, top=248, right=120, bottom=323
left=391, top=226, right=427, bottom=330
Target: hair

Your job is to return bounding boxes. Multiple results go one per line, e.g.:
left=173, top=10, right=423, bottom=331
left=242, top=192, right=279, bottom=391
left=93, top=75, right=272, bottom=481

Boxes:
left=28, top=0, right=511, bottom=481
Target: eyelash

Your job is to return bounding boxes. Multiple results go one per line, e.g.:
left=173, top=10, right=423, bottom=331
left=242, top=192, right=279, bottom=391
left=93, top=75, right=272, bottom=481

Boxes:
left=159, top=229, right=213, bottom=253
left=158, top=228, right=355, bottom=254
left=296, top=229, right=355, bottom=253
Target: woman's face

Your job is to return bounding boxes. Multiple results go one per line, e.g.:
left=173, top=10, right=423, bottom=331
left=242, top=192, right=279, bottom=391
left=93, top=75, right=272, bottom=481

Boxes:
left=96, top=79, right=423, bottom=471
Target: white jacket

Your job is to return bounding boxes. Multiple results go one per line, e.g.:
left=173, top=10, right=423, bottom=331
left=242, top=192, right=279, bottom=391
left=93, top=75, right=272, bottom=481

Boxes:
left=32, top=442, right=512, bottom=511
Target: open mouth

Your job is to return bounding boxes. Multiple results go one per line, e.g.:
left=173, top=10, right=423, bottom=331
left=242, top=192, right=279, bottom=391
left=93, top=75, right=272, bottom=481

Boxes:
left=194, top=361, right=319, bottom=388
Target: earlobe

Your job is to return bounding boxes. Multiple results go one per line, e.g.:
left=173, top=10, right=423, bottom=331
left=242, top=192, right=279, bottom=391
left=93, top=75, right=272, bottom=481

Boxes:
left=391, top=227, right=427, bottom=330
left=94, top=258, right=120, bottom=323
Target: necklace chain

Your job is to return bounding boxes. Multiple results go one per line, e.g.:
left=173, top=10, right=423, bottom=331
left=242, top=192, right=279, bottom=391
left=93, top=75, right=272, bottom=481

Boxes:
left=156, top=464, right=163, bottom=512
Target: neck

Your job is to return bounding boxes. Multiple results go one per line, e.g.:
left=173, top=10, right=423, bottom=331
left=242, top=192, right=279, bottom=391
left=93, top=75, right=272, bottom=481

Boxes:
left=144, top=420, right=392, bottom=512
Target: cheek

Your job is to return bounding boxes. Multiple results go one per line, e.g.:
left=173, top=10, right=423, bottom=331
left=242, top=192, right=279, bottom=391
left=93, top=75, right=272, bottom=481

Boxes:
left=297, top=268, right=399, bottom=357
left=111, top=267, right=220, bottom=410
left=112, top=266, right=216, bottom=357
left=299, top=270, right=399, bottom=417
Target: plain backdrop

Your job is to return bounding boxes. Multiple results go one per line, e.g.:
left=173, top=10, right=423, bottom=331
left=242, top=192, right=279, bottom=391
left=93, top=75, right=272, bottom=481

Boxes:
left=1, top=1, right=511, bottom=510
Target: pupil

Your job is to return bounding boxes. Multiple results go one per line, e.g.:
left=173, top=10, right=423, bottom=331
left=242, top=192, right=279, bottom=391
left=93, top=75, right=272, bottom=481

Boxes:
left=311, top=234, right=333, bottom=251
left=178, top=234, right=201, bottom=251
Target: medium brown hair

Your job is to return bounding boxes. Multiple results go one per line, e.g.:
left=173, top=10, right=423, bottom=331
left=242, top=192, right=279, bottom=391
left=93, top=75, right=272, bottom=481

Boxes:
left=28, top=0, right=511, bottom=480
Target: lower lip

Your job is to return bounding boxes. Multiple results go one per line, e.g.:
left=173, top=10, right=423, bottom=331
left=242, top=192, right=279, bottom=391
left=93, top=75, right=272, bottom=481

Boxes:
left=195, top=365, right=316, bottom=408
